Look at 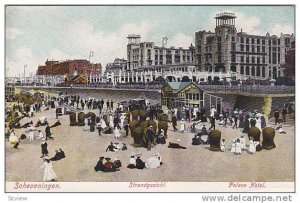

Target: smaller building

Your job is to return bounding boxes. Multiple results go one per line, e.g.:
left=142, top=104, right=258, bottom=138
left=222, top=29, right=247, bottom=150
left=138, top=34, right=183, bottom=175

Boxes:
left=64, top=75, right=88, bottom=85
left=161, top=82, right=204, bottom=109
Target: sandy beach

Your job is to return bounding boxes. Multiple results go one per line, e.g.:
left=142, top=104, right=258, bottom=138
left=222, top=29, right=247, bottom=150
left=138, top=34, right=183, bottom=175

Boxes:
left=5, top=103, right=294, bottom=182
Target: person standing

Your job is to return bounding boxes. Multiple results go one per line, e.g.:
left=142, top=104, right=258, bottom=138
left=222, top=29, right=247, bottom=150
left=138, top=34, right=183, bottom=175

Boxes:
left=106, top=100, right=110, bottom=110
left=110, top=100, right=114, bottom=110
left=282, top=108, right=287, bottom=123
left=172, top=114, right=178, bottom=131
left=232, top=114, right=238, bottom=129
left=180, top=118, right=186, bottom=133
left=274, top=110, right=280, bottom=125
left=45, top=123, right=53, bottom=140
left=100, top=98, right=104, bottom=110
left=123, top=117, right=129, bottom=137
left=41, top=141, right=48, bottom=158
left=145, top=126, right=155, bottom=151
left=209, top=116, right=216, bottom=130
left=41, top=158, right=57, bottom=181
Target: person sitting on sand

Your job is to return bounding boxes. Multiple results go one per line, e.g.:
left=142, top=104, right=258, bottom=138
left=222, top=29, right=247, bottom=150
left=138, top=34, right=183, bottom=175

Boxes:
left=104, top=157, right=118, bottom=172
left=58, top=148, right=66, bottom=159
left=135, top=153, right=145, bottom=169
left=168, top=139, right=187, bottom=149
left=50, top=120, right=62, bottom=128
left=21, top=120, right=33, bottom=128
left=113, top=157, right=122, bottom=169
left=156, top=130, right=166, bottom=145
left=94, top=157, right=105, bottom=172
left=192, top=135, right=201, bottom=145
left=127, top=153, right=136, bottom=169
left=121, top=143, right=127, bottom=151
left=106, top=142, right=119, bottom=152
left=276, top=125, right=286, bottom=134
left=50, top=150, right=61, bottom=161
left=9, top=130, right=20, bottom=149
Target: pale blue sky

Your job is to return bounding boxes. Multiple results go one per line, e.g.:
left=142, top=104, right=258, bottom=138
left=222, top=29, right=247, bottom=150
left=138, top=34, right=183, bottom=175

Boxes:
left=5, top=5, right=295, bottom=76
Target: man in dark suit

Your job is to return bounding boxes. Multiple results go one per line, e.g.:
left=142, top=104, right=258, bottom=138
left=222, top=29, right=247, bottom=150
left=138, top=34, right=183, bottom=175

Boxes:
left=45, top=123, right=53, bottom=140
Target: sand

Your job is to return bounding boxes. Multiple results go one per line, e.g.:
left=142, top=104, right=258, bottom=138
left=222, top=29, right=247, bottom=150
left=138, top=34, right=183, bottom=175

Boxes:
left=5, top=103, right=294, bottom=182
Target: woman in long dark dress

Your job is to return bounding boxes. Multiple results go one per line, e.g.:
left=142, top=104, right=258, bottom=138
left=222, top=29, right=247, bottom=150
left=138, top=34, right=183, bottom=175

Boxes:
left=242, top=115, right=250, bottom=133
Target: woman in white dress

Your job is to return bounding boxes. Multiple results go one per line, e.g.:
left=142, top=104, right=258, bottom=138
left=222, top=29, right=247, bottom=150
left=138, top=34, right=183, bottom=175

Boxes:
left=255, top=117, right=262, bottom=131
left=235, top=139, right=242, bottom=155
left=109, top=115, right=114, bottom=128
left=248, top=138, right=256, bottom=155
left=145, top=153, right=161, bottom=169
left=120, top=113, right=126, bottom=128
left=220, top=139, right=226, bottom=152
left=114, top=127, right=121, bottom=139
left=41, top=158, right=57, bottom=182
left=240, top=135, right=246, bottom=151
left=180, top=119, right=186, bottom=133
left=231, top=140, right=236, bottom=154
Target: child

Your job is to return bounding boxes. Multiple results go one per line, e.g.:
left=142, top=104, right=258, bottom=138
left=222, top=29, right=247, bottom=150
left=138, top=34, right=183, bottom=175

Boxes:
left=235, top=139, right=242, bottom=155
left=114, top=127, right=121, bottom=139
left=240, top=134, right=246, bottom=151
left=220, top=139, right=226, bottom=152
left=180, top=119, right=186, bottom=133
left=248, top=137, right=256, bottom=155
left=231, top=140, right=236, bottom=154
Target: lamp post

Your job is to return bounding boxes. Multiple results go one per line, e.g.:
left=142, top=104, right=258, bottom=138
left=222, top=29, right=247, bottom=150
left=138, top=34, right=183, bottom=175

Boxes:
left=24, top=64, right=27, bottom=86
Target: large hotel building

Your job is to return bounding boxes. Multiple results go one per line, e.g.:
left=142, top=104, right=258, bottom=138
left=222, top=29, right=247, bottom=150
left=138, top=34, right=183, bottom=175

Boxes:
left=195, top=12, right=294, bottom=80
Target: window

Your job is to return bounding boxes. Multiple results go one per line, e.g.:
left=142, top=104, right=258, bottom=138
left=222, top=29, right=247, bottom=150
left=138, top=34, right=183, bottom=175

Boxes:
left=257, top=57, right=260, bottom=64
left=186, top=94, right=188, bottom=100
left=252, top=57, right=255, bottom=63
left=262, top=39, right=265, bottom=45
left=196, top=94, right=200, bottom=100
left=262, top=56, right=265, bottom=64
left=246, top=66, right=249, bottom=75
left=246, top=56, right=249, bottom=63
left=241, top=56, right=244, bottom=62
left=252, top=46, right=255, bottom=52
left=278, top=39, right=280, bottom=45
left=231, top=54, right=236, bottom=62
left=240, top=45, right=244, bottom=51
left=232, top=37, right=235, bottom=41
left=256, top=67, right=260, bottom=76
left=251, top=66, right=255, bottom=76
left=246, top=38, right=249, bottom=44
left=246, top=45, right=249, bottom=52
left=262, top=46, right=265, bottom=53
left=241, top=37, right=244, bottom=43
left=257, top=39, right=260, bottom=44
left=231, top=43, right=236, bottom=51
left=189, top=93, right=192, bottom=100
left=262, top=66, right=266, bottom=77
left=240, top=66, right=244, bottom=74
left=257, top=46, right=260, bottom=53
left=252, top=38, right=255, bottom=44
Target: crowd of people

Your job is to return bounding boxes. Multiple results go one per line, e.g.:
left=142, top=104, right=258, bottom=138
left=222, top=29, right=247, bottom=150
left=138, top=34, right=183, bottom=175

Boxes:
left=6, top=91, right=294, bottom=181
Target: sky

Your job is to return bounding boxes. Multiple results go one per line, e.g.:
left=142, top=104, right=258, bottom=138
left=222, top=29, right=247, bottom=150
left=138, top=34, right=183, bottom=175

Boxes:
left=5, top=5, right=295, bottom=77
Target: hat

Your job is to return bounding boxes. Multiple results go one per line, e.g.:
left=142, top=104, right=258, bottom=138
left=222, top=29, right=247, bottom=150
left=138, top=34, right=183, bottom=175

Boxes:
left=155, top=152, right=160, bottom=157
left=177, top=139, right=181, bottom=143
left=241, top=134, right=244, bottom=138
left=114, top=157, right=119, bottom=161
left=100, top=156, right=104, bottom=159
left=105, top=157, right=111, bottom=161
left=137, top=153, right=142, bottom=157
left=149, top=126, right=153, bottom=128
left=131, top=153, right=135, bottom=157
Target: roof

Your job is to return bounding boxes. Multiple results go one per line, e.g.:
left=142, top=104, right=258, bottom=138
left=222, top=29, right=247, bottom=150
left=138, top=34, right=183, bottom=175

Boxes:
left=166, top=82, right=203, bottom=93
left=70, top=75, right=87, bottom=81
